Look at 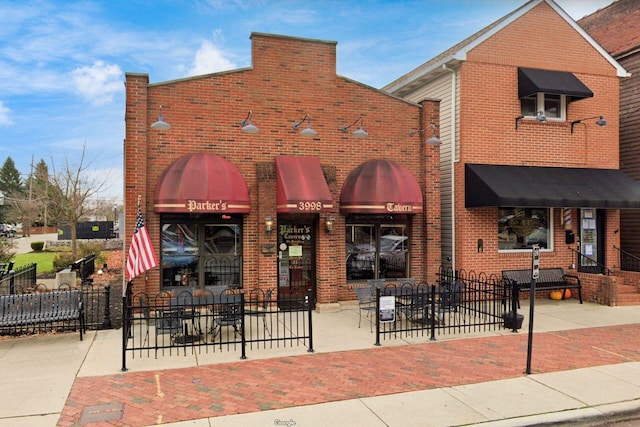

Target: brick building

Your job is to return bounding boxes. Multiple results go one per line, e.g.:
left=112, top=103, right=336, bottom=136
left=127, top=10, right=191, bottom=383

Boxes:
left=384, top=0, right=640, bottom=304
left=579, top=0, right=640, bottom=272
left=124, top=33, right=442, bottom=309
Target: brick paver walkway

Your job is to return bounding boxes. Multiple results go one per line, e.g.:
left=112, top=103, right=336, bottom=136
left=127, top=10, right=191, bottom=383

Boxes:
left=57, top=324, right=640, bottom=426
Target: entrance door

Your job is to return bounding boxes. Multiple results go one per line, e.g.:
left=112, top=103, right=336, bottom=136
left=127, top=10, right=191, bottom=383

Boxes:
left=277, top=220, right=316, bottom=310
left=579, top=209, right=605, bottom=274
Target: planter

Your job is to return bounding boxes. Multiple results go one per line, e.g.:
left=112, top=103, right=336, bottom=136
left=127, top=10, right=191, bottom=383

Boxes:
left=502, top=311, right=524, bottom=329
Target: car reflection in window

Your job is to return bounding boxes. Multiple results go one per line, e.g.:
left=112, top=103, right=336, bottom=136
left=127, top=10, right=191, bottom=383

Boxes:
left=346, top=235, right=407, bottom=279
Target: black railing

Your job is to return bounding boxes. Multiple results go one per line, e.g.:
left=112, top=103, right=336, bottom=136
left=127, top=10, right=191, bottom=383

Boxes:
left=0, top=263, right=37, bottom=295
left=122, top=286, right=314, bottom=371
left=568, top=247, right=613, bottom=275
left=373, top=267, right=515, bottom=344
left=71, top=253, right=96, bottom=281
left=614, top=245, right=640, bottom=272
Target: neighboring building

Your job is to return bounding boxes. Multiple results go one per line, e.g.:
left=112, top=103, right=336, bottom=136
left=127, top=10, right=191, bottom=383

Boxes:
left=384, top=0, right=640, bottom=304
left=579, top=0, right=640, bottom=272
left=124, top=33, right=442, bottom=309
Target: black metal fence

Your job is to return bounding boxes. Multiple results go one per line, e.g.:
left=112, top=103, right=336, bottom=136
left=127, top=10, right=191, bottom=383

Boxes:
left=0, top=263, right=37, bottom=295
left=122, top=286, right=314, bottom=371
left=373, top=267, right=516, bottom=343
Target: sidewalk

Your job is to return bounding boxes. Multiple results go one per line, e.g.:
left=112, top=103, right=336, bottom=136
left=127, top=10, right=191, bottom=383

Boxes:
left=1, top=300, right=639, bottom=426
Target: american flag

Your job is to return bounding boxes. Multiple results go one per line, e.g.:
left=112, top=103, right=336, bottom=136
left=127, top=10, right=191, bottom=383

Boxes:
left=125, top=199, right=158, bottom=283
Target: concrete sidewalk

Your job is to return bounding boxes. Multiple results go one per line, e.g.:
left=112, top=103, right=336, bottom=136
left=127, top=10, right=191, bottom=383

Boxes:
left=1, top=300, right=639, bottom=426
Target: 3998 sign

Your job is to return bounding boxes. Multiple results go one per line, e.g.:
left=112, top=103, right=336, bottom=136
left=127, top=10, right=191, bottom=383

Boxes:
left=297, top=201, right=323, bottom=211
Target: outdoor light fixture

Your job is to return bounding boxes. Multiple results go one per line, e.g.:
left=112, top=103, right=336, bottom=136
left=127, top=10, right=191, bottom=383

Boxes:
left=265, top=216, right=273, bottom=234
left=240, top=110, right=259, bottom=134
left=536, top=111, right=547, bottom=123
left=515, top=111, right=546, bottom=130
left=293, top=114, right=318, bottom=137
left=150, top=105, right=171, bottom=130
left=570, top=115, right=606, bottom=133
left=341, top=116, right=368, bottom=138
left=408, top=123, right=441, bottom=144
left=325, top=216, right=334, bottom=233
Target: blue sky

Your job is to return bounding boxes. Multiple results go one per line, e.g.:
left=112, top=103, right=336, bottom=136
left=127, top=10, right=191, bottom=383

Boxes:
left=0, top=0, right=614, bottom=202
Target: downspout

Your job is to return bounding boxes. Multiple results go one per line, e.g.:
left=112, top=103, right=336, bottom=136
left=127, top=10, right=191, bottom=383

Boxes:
left=443, top=64, right=456, bottom=272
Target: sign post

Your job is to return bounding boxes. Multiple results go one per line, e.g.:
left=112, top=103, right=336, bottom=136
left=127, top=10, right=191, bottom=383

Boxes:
left=526, top=245, right=539, bottom=374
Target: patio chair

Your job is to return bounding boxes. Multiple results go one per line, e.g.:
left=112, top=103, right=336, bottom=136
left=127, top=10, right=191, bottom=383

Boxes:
left=211, top=291, right=243, bottom=340
left=154, top=308, right=181, bottom=355
left=355, top=286, right=376, bottom=332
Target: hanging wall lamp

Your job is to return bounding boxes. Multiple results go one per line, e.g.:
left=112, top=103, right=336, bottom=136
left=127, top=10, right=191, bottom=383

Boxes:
left=325, top=216, right=334, bottom=233
left=150, top=105, right=171, bottom=130
left=408, top=123, right=441, bottom=144
left=293, top=114, right=318, bottom=137
left=240, top=110, right=259, bottom=134
left=341, top=116, right=368, bottom=138
left=265, top=216, right=273, bottom=234
left=570, top=115, right=606, bottom=133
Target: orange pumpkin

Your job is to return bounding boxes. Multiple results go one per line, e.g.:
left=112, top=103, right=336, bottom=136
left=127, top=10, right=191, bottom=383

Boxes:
left=562, top=289, right=572, bottom=299
left=550, top=290, right=563, bottom=300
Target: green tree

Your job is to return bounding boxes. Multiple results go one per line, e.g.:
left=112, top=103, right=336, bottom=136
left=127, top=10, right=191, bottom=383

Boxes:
left=0, top=157, right=24, bottom=224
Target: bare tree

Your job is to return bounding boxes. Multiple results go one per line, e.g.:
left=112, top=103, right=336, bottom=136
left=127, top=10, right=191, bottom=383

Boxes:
left=49, top=145, right=108, bottom=258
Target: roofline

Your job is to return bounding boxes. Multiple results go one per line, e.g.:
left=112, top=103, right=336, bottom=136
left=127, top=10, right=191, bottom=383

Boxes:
left=384, top=0, right=629, bottom=95
left=547, top=0, right=629, bottom=77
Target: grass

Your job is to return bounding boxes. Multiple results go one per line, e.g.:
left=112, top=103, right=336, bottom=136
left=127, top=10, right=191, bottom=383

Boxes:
left=12, top=251, right=59, bottom=274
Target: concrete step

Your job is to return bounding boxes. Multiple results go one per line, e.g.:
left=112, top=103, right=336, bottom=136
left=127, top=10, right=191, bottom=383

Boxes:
left=616, top=291, right=640, bottom=306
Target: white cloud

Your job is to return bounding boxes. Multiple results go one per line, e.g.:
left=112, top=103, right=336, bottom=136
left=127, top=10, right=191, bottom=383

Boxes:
left=188, top=40, right=236, bottom=76
left=70, top=61, right=123, bottom=105
left=0, top=101, right=13, bottom=126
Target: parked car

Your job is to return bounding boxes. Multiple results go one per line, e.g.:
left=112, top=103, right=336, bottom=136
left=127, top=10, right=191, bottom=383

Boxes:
left=0, top=224, right=16, bottom=238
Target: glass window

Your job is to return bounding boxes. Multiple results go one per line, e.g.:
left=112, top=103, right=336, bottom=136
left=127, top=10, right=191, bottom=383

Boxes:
left=160, top=216, right=242, bottom=288
left=498, top=207, right=552, bottom=251
left=521, top=96, right=537, bottom=117
left=521, top=93, right=565, bottom=120
left=346, top=217, right=409, bottom=280
left=544, top=94, right=561, bottom=118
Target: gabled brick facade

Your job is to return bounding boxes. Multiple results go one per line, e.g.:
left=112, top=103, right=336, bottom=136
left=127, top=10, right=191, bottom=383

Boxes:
left=384, top=0, right=638, bottom=304
left=124, top=33, right=441, bottom=308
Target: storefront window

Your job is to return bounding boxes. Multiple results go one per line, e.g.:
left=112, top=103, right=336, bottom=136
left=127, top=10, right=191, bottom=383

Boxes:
left=346, top=216, right=409, bottom=280
left=498, top=207, right=552, bottom=251
left=161, top=216, right=242, bottom=288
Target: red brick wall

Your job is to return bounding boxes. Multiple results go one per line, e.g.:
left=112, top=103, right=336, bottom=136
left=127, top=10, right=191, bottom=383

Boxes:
left=124, top=33, right=441, bottom=304
left=452, top=2, right=621, bottom=277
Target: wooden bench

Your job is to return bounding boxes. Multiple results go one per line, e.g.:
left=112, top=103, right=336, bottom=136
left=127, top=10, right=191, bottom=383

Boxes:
left=502, top=268, right=582, bottom=305
left=0, top=290, right=85, bottom=339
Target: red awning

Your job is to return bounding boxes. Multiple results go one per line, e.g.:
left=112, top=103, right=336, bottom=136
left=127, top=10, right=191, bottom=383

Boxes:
left=276, top=156, right=334, bottom=213
left=340, top=159, right=423, bottom=213
left=154, top=153, right=250, bottom=213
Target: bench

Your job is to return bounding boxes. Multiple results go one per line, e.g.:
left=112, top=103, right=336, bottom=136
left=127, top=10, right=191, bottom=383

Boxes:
left=0, top=290, right=85, bottom=340
left=502, top=267, right=582, bottom=305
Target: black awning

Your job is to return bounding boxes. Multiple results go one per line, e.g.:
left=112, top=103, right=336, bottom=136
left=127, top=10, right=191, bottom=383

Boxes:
left=518, top=68, right=593, bottom=101
left=465, top=164, right=640, bottom=209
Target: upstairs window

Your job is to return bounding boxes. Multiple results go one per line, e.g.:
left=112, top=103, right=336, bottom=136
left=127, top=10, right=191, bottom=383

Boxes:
left=521, top=93, right=565, bottom=120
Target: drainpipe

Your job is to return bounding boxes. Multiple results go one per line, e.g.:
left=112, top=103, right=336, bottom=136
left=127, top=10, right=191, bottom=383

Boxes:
left=443, top=64, right=456, bottom=272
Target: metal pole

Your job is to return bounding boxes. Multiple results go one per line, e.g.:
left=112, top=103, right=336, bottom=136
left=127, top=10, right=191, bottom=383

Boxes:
left=526, top=245, right=540, bottom=375
left=374, top=287, right=381, bottom=346
left=240, top=292, right=247, bottom=360
left=102, top=284, right=112, bottom=329
left=307, top=289, right=314, bottom=353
